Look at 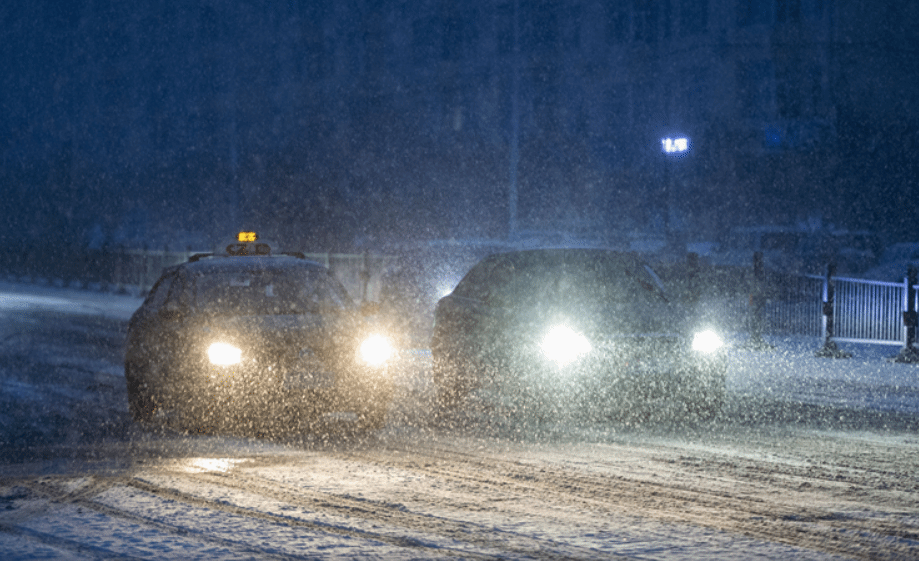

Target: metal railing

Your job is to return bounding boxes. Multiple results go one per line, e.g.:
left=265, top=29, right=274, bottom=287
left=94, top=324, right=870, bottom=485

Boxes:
left=833, top=276, right=912, bottom=346
left=763, top=274, right=825, bottom=337
left=763, top=271, right=917, bottom=347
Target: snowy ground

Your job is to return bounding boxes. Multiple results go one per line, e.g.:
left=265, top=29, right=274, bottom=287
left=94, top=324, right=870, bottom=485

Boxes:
left=0, top=281, right=918, bottom=559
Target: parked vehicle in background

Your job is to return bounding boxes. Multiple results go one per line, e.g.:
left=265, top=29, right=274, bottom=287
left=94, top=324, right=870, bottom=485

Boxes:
left=862, top=242, right=919, bottom=282
left=431, top=248, right=727, bottom=420
left=125, top=233, right=396, bottom=435
left=710, top=225, right=880, bottom=276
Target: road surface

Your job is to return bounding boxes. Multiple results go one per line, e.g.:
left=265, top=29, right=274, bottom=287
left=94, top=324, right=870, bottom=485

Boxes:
left=0, top=284, right=917, bottom=559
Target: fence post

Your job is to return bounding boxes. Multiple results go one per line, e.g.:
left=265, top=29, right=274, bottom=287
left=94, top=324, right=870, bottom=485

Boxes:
left=816, top=261, right=852, bottom=358
left=894, top=266, right=919, bottom=363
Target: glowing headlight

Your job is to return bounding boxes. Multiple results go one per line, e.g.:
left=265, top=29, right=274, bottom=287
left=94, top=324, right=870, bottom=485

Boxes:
left=359, top=334, right=394, bottom=366
left=692, top=329, right=724, bottom=354
left=541, top=325, right=591, bottom=366
left=208, top=342, right=242, bottom=366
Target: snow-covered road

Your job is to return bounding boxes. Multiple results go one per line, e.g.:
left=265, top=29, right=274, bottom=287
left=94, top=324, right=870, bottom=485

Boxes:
left=0, top=282, right=918, bottom=559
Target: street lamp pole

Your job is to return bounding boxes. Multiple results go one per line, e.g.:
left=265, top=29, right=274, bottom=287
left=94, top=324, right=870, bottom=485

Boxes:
left=660, top=136, right=689, bottom=246
left=508, top=0, right=520, bottom=240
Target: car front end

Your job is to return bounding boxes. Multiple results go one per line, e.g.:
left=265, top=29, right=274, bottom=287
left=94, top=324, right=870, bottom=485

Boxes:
left=513, top=321, right=727, bottom=417
left=143, top=314, right=396, bottom=432
left=430, top=248, right=728, bottom=420
left=434, top=305, right=727, bottom=419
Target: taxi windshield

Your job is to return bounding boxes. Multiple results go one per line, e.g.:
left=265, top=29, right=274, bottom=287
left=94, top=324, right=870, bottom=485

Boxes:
left=192, top=266, right=352, bottom=315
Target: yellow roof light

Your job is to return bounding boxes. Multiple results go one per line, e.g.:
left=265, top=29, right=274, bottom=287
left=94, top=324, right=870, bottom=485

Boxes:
left=237, top=231, right=258, bottom=243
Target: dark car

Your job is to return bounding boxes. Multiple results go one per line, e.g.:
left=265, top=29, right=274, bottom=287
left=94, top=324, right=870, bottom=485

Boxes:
left=125, top=235, right=396, bottom=434
left=431, top=248, right=726, bottom=419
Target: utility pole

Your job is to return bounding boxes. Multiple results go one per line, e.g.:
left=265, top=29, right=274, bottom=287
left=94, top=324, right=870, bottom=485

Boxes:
left=508, top=0, right=520, bottom=240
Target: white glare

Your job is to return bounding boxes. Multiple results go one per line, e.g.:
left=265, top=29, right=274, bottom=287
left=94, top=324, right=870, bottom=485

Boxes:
left=360, top=334, right=394, bottom=366
left=692, top=329, right=724, bottom=354
left=662, top=137, right=688, bottom=153
left=541, top=325, right=591, bottom=366
left=208, top=342, right=242, bottom=365
left=183, top=458, right=247, bottom=473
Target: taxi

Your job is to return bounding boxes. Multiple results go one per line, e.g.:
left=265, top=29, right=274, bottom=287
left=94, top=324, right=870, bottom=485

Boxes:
left=124, top=233, right=396, bottom=434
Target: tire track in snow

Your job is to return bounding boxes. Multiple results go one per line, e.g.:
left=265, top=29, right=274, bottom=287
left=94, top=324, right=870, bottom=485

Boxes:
left=0, top=476, right=302, bottom=560
left=126, top=468, right=622, bottom=560
left=336, top=435, right=919, bottom=561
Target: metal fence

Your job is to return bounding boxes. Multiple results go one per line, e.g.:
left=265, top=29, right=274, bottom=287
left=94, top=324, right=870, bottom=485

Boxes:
left=764, top=272, right=917, bottom=346
left=763, top=274, right=825, bottom=337
left=833, top=276, right=911, bottom=346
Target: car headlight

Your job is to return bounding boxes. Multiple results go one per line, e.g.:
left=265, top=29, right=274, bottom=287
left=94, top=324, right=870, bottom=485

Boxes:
left=208, top=342, right=242, bottom=366
left=541, top=325, right=591, bottom=367
left=692, top=329, right=724, bottom=354
left=359, top=334, right=394, bottom=366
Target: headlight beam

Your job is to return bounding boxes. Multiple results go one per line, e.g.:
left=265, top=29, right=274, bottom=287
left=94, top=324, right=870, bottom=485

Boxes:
left=541, top=325, right=591, bottom=367
left=208, top=342, right=242, bottom=366
left=360, top=334, right=394, bottom=366
left=692, top=329, right=725, bottom=354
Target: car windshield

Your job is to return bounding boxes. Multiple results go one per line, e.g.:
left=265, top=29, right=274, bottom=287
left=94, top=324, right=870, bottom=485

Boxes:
left=191, top=266, right=352, bottom=316
left=457, top=252, right=668, bottom=308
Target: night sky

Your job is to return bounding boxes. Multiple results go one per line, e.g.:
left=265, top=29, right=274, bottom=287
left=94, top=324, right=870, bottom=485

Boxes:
left=2, top=0, right=918, bottom=254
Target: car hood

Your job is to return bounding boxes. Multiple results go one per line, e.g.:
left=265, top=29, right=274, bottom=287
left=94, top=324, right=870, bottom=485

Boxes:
left=199, top=312, right=355, bottom=350
left=506, top=297, right=689, bottom=339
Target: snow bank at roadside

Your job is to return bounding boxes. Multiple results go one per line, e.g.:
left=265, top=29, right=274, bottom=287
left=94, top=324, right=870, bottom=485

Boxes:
left=0, top=281, right=142, bottom=321
left=726, top=335, right=919, bottom=415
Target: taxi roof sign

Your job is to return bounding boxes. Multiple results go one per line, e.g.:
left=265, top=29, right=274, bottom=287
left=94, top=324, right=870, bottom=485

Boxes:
left=224, top=231, right=271, bottom=256
left=188, top=232, right=305, bottom=262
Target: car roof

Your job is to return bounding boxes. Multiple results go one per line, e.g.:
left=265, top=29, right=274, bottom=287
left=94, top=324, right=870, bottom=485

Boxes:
left=176, top=255, right=329, bottom=276
left=478, top=248, right=641, bottom=266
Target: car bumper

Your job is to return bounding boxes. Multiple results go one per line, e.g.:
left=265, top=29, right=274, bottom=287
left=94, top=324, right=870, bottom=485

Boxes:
left=509, top=351, right=722, bottom=389
left=151, top=360, right=393, bottom=422
left=465, top=340, right=726, bottom=409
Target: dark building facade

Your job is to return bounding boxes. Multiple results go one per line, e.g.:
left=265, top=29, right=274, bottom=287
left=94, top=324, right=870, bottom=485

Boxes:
left=1, top=1, right=916, bottom=248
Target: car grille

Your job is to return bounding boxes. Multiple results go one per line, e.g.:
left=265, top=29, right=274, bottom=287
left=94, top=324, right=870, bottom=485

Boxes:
left=255, top=337, right=338, bottom=389
left=598, top=335, right=685, bottom=371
